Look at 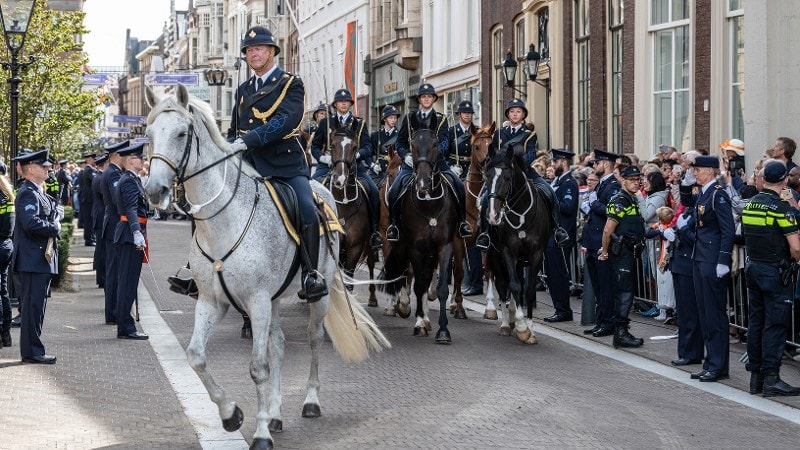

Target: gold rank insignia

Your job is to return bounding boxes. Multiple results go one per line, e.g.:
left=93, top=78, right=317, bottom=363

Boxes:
left=249, top=30, right=256, bottom=38
left=788, top=213, right=796, bottom=224
left=698, top=205, right=705, bottom=215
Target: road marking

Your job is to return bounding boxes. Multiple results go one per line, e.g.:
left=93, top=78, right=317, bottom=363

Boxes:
left=462, top=298, right=800, bottom=424
left=137, top=283, right=249, bottom=449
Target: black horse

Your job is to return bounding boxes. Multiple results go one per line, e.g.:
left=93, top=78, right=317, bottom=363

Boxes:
left=484, top=144, right=553, bottom=344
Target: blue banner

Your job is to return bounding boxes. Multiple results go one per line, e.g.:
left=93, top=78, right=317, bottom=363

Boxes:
left=144, top=74, right=200, bottom=86
left=112, top=115, right=146, bottom=124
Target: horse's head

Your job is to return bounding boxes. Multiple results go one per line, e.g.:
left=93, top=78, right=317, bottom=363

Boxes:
left=409, top=114, right=439, bottom=195
left=484, top=143, right=518, bottom=226
left=328, top=119, right=359, bottom=189
left=470, top=122, right=496, bottom=173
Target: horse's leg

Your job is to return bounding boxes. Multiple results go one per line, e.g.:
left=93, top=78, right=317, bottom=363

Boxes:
left=427, top=268, right=438, bottom=302
left=435, top=251, right=453, bottom=344
left=392, top=270, right=413, bottom=318
left=451, top=237, right=467, bottom=319
left=186, top=297, right=243, bottom=431
left=494, top=270, right=512, bottom=336
left=412, top=259, right=430, bottom=337
left=504, top=253, right=534, bottom=344
left=484, top=274, right=498, bottom=320
left=265, top=299, right=285, bottom=432
left=367, top=249, right=378, bottom=307
left=248, top=297, right=277, bottom=447
left=302, top=295, right=328, bottom=419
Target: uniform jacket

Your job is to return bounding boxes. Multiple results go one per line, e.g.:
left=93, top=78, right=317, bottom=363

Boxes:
left=670, top=209, right=696, bottom=276
left=311, top=113, right=373, bottom=168
left=77, top=165, right=96, bottom=206
left=685, top=180, right=735, bottom=266
left=113, top=171, right=147, bottom=245
left=370, top=126, right=399, bottom=171
left=493, top=125, right=538, bottom=169
left=227, top=68, right=309, bottom=179
left=582, top=173, right=621, bottom=250
left=395, top=109, right=450, bottom=171
left=56, top=168, right=71, bottom=203
left=447, top=122, right=477, bottom=171
left=0, top=190, right=15, bottom=239
left=91, top=169, right=105, bottom=231
left=100, top=163, right=122, bottom=240
left=549, top=172, right=579, bottom=247
left=12, top=179, right=59, bottom=274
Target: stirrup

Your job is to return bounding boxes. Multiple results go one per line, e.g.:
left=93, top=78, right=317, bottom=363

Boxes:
left=459, top=221, right=473, bottom=238
left=475, top=232, right=490, bottom=252
left=370, top=231, right=384, bottom=250
left=386, top=224, right=399, bottom=242
left=554, top=227, right=569, bottom=247
left=302, top=271, right=328, bottom=303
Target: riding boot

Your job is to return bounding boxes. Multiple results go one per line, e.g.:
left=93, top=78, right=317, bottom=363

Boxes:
left=457, top=206, right=473, bottom=239
left=762, top=371, right=800, bottom=397
left=386, top=200, right=400, bottom=242
left=749, top=371, right=764, bottom=395
left=299, top=224, right=328, bottom=303
left=365, top=195, right=383, bottom=250
left=168, top=276, right=198, bottom=298
left=613, top=325, right=644, bottom=348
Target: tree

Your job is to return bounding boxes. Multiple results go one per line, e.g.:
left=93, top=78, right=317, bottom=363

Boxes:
left=0, top=0, right=102, bottom=162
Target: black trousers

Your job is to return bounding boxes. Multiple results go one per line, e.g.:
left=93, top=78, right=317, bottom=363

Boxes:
left=115, top=242, right=144, bottom=336
left=19, top=272, right=52, bottom=358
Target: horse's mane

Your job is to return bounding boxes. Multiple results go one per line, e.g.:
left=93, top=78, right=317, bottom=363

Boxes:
left=148, top=94, right=260, bottom=178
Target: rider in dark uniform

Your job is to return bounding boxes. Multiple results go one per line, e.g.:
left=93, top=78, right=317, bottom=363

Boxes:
left=385, top=83, right=472, bottom=242
left=310, top=88, right=383, bottom=250
left=447, top=100, right=477, bottom=181
left=599, top=165, right=646, bottom=348
left=369, top=104, right=401, bottom=184
left=741, top=160, right=800, bottom=397
left=227, top=26, right=327, bottom=301
left=91, top=153, right=108, bottom=289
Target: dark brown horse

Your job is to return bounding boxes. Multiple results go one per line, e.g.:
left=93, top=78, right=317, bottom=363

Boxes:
left=484, top=144, right=552, bottom=344
left=327, top=122, right=377, bottom=306
left=381, top=117, right=464, bottom=343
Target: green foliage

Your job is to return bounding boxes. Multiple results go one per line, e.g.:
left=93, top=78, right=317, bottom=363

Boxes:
left=61, top=205, right=74, bottom=222
left=0, top=0, right=102, bottom=162
left=53, top=220, right=74, bottom=288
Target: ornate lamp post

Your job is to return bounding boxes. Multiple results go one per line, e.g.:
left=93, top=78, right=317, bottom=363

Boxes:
left=502, top=44, right=551, bottom=149
left=0, top=0, right=37, bottom=183
left=204, top=68, right=228, bottom=86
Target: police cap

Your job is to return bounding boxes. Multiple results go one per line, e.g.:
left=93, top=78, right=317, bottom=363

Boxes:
left=105, top=140, right=130, bottom=153
left=589, top=148, right=617, bottom=163
left=117, top=143, right=146, bottom=158
left=692, top=155, right=719, bottom=168
left=94, top=153, right=109, bottom=165
left=380, top=105, right=401, bottom=121
left=241, top=26, right=281, bottom=55
left=333, top=89, right=354, bottom=104
left=504, top=98, right=528, bottom=120
left=456, top=100, right=475, bottom=114
left=13, top=149, right=53, bottom=167
left=417, top=83, right=439, bottom=101
left=619, top=165, right=642, bottom=178
left=763, top=160, right=788, bottom=183
left=551, top=148, right=575, bottom=161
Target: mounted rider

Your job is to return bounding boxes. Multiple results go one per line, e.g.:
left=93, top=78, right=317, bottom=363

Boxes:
left=369, top=104, right=401, bottom=184
left=474, top=98, right=568, bottom=251
left=310, top=88, right=383, bottom=250
left=385, top=83, right=473, bottom=242
left=447, top=100, right=478, bottom=181
left=227, top=26, right=327, bottom=302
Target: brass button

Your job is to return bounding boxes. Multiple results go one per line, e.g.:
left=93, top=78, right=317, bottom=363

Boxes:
left=249, top=119, right=253, bottom=123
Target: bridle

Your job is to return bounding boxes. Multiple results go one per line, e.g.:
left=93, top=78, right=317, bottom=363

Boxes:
left=485, top=158, right=535, bottom=230
left=411, top=129, right=444, bottom=200
left=328, top=128, right=360, bottom=205
left=466, top=132, right=492, bottom=200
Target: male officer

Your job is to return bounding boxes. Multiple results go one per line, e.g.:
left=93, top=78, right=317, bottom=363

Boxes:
left=310, top=88, right=383, bottom=250
left=56, top=159, right=71, bottom=206
left=227, top=26, right=327, bottom=301
left=12, top=149, right=61, bottom=363
left=475, top=99, right=567, bottom=251
left=77, top=150, right=97, bottom=245
left=678, top=155, right=734, bottom=382
left=447, top=100, right=477, bottom=180
left=385, top=83, right=472, bottom=241
left=741, top=160, right=800, bottom=396
left=369, top=104, right=401, bottom=183
left=113, top=143, right=149, bottom=340
left=579, top=149, right=620, bottom=337
left=598, top=165, right=646, bottom=347
left=100, top=140, right=128, bottom=325
left=91, top=153, right=108, bottom=289
left=543, top=149, right=579, bottom=322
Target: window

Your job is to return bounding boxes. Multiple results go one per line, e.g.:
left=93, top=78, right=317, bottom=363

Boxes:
left=492, top=27, right=504, bottom=126
left=610, top=0, right=623, bottom=153
left=651, top=0, right=690, bottom=152
left=575, top=0, right=590, bottom=154
left=537, top=7, right=549, bottom=59
left=728, top=3, right=744, bottom=141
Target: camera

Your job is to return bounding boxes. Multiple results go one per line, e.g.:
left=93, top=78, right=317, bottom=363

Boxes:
left=728, top=156, right=745, bottom=173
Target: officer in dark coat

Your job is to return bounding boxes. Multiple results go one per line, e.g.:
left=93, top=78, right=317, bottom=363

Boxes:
left=100, top=140, right=128, bottom=325
left=0, top=161, right=14, bottom=348
left=56, top=159, right=71, bottom=206
left=369, top=104, right=401, bottom=184
left=113, top=143, right=149, bottom=340
left=77, top=151, right=97, bottom=245
left=447, top=100, right=477, bottom=180
left=227, top=26, right=327, bottom=301
left=11, top=149, right=61, bottom=364
left=580, top=149, right=621, bottom=337
left=91, top=153, right=108, bottom=289
left=310, top=88, right=383, bottom=250
left=543, top=149, right=579, bottom=322
left=385, top=83, right=472, bottom=241
left=678, top=155, right=735, bottom=382
left=741, top=160, right=800, bottom=396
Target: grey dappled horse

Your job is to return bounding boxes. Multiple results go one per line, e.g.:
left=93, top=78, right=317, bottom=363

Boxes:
left=144, top=84, right=389, bottom=450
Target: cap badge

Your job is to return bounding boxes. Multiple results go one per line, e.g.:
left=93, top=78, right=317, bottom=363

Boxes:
left=249, top=30, right=256, bottom=38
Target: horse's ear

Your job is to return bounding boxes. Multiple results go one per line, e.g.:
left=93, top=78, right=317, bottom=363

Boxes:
left=145, top=86, right=159, bottom=108
left=176, top=83, right=190, bottom=107
left=408, top=113, right=419, bottom=130
left=351, top=117, right=360, bottom=134
left=505, top=143, right=515, bottom=161
left=489, top=121, right=496, bottom=135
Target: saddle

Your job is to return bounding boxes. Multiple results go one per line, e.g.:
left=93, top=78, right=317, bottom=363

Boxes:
left=262, top=179, right=343, bottom=246
left=530, top=180, right=557, bottom=212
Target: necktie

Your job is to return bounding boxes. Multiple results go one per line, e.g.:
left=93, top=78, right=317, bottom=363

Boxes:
left=256, top=78, right=264, bottom=91
left=510, top=127, right=516, bottom=136
left=420, top=112, right=427, bottom=120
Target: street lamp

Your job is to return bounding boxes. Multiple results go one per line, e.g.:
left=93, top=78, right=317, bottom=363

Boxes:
left=0, top=0, right=37, bottom=183
left=204, top=68, right=228, bottom=86
left=502, top=44, right=552, bottom=149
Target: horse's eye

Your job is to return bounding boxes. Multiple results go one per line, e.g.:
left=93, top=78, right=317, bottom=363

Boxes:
left=177, top=131, right=187, bottom=138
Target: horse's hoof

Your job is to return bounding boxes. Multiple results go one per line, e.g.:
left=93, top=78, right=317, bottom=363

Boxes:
left=449, top=304, right=457, bottom=314
left=368, top=298, right=378, bottom=307
left=222, top=406, right=244, bottom=432
left=413, top=326, right=428, bottom=337
left=249, top=438, right=274, bottom=450
left=499, top=326, right=511, bottom=336
left=268, top=419, right=283, bottom=432
left=454, top=309, right=468, bottom=320
left=396, top=304, right=411, bottom=319
left=241, top=326, right=253, bottom=340
left=435, top=330, right=452, bottom=344
left=525, top=334, right=538, bottom=345
left=424, top=319, right=432, bottom=330
left=383, top=307, right=397, bottom=317
left=484, top=309, right=498, bottom=320
left=302, top=403, right=322, bottom=418
left=515, top=328, right=533, bottom=344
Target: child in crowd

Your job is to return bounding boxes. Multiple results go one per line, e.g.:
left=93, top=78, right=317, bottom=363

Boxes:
left=645, top=206, right=677, bottom=321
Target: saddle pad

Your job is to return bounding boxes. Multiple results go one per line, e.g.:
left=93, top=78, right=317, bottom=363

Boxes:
left=262, top=180, right=343, bottom=246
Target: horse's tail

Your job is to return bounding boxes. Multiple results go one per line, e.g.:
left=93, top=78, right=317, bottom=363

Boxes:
left=378, top=242, right=408, bottom=295
left=324, top=272, right=391, bottom=363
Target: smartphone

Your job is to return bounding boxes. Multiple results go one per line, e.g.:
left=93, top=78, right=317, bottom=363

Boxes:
left=659, top=144, right=667, bottom=153
left=781, top=188, right=793, bottom=201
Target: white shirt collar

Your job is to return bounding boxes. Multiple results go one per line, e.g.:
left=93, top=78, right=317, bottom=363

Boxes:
left=600, top=172, right=615, bottom=183
left=256, top=65, right=279, bottom=85
left=701, top=178, right=716, bottom=194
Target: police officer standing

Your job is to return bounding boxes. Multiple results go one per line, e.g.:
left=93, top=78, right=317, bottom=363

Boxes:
left=678, top=155, right=734, bottom=382
left=310, top=88, right=383, bottom=250
left=12, top=149, right=61, bottom=363
left=598, top=165, right=646, bottom=347
left=447, top=100, right=477, bottom=180
left=741, top=160, right=800, bottom=396
left=543, top=149, right=579, bottom=322
left=0, top=161, right=14, bottom=348
left=369, top=105, right=401, bottom=184
left=91, top=153, right=108, bottom=289
left=227, top=26, right=327, bottom=301
left=113, top=143, right=149, bottom=340
left=77, top=150, right=97, bottom=246
left=56, top=159, right=71, bottom=206
left=100, top=140, right=128, bottom=325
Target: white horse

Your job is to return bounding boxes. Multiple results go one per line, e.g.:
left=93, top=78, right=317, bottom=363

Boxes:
left=144, top=84, right=390, bottom=450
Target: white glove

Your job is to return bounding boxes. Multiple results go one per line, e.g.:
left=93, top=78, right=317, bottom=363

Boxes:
left=716, top=264, right=730, bottom=278
left=133, top=231, right=146, bottom=248
left=55, top=205, right=64, bottom=221
left=230, top=138, right=247, bottom=153
left=662, top=227, right=676, bottom=242
left=676, top=214, right=690, bottom=230
left=588, top=192, right=598, bottom=204
left=371, top=162, right=382, bottom=174
left=356, top=151, right=363, bottom=161
left=451, top=165, right=463, bottom=177
left=319, top=154, right=332, bottom=165
left=54, top=220, right=61, bottom=235
left=404, top=155, right=413, bottom=167
left=681, top=168, right=696, bottom=186
left=579, top=201, right=590, bottom=214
